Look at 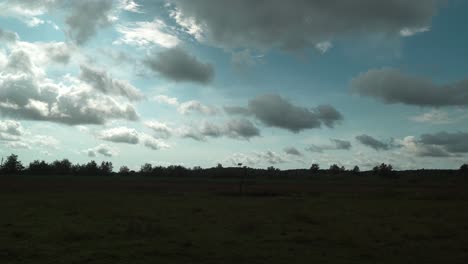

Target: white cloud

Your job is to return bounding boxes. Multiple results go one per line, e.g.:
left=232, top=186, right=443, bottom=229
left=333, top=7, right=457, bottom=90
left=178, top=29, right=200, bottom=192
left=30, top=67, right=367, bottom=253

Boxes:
left=400, top=27, right=430, bottom=37
left=115, top=20, right=180, bottom=48
left=87, top=144, right=118, bottom=158
left=118, top=0, right=142, bottom=13
left=222, top=150, right=287, bottom=167
left=145, top=121, right=173, bottom=139
left=140, top=133, right=170, bottom=150
left=99, top=127, right=139, bottom=144
left=178, top=100, right=219, bottom=115
left=152, top=95, right=179, bottom=106
left=0, top=44, right=139, bottom=125
left=0, top=120, right=24, bottom=136
left=315, top=41, right=333, bottom=54
left=169, top=7, right=204, bottom=41
left=410, top=109, right=468, bottom=124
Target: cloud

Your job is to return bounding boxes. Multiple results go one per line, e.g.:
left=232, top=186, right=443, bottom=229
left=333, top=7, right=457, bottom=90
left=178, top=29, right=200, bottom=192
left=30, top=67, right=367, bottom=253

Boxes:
left=229, top=94, right=343, bottom=132
left=42, top=42, right=72, bottom=64
left=419, top=132, right=468, bottom=154
left=400, top=27, right=430, bottom=37
left=64, top=0, right=115, bottom=45
left=224, top=106, right=252, bottom=116
left=0, top=28, right=19, bottom=43
left=141, top=134, right=170, bottom=150
left=9, top=38, right=73, bottom=67
left=168, top=0, right=438, bottom=51
left=152, top=95, right=179, bottom=106
left=181, top=119, right=260, bottom=141
left=0, top=120, right=24, bottom=136
left=306, top=139, right=352, bottom=153
left=118, top=0, right=141, bottom=13
left=0, top=120, right=23, bottom=142
left=351, top=68, right=468, bottom=107
left=400, top=136, right=453, bottom=157
left=356, top=134, right=392, bottom=151
left=143, top=47, right=214, bottom=84
left=0, top=48, right=139, bottom=125
left=224, top=119, right=261, bottom=139
left=222, top=150, right=286, bottom=167
left=178, top=100, right=219, bottom=115
left=0, top=0, right=54, bottom=27
left=115, top=19, right=180, bottom=48
left=6, top=141, right=30, bottom=149
left=87, top=144, right=118, bottom=157
left=79, top=64, right=143, bottom=101
left=410, top=109, right=468, bottom=124
left=284, top=147, right=303, bottom=156
left=145, top=121, right=173, bottom=139
left=99, top=127, right=139, bottom=144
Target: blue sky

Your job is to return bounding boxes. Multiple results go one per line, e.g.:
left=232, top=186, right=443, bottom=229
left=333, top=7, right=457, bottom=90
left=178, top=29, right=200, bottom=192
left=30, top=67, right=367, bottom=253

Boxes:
left=1, top=0, right=468, bottom=170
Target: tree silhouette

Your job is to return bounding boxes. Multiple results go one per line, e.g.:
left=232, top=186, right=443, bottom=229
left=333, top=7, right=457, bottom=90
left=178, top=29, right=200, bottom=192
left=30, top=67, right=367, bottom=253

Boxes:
left=140, top=163, right=153, bottom=176
left=310, top=163, right=320, bottom=173
left=460, top=164, right=468, bottom=173
left=352, top=165, right=360, bottom=174
left=373, top=163, right=394, bottom=177
left=100, top=161, right=113, bottom=176
left=1, top=154, right=24, bottom=174
left=329, top=164, right=345, bottom=173
left=119, top=166, right=130, bottom=175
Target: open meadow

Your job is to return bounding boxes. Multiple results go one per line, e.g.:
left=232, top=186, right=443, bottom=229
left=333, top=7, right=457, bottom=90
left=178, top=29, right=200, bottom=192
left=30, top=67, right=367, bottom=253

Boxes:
left=1, top=174, right=468, bottom=263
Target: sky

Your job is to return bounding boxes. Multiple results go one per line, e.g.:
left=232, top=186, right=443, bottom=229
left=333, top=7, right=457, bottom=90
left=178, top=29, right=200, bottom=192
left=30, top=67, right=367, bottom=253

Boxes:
left=1, top=0, right=468, bottom=171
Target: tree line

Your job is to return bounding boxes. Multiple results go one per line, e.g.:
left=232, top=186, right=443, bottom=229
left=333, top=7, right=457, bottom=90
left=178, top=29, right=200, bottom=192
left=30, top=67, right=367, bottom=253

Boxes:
left=0, top=154, right=467, bottom=178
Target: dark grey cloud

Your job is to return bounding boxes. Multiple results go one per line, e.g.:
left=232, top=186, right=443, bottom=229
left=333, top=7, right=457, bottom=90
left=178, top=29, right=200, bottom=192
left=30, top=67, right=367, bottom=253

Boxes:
left=169, top=0, right=439, bottom=51
left=351, top=68, right=468, bottom=107
left=284, top=147, right=303, bottom=156
left=64, top=0, right=114, bottom=45
left=420, top=132, right=468, bottom=154
left=182, top=119, right=260, bottom=141
left=356, top=134, right=391, bottom=151
left=143, top=47, right=214, bottom=84
left=224, top=119, right=260, bottom=139
left=306, top=139, right=352, bottom=153
left=232, top=94, right=343, bottom=132
left=79, top=64, right=143, bottom=101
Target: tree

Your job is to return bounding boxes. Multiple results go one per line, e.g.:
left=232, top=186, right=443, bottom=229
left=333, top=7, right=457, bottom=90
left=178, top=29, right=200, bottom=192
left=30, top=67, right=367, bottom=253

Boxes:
left=119, top=166, right=130, bottom=175
left=352, top=165, right=360, bottom=174
left=1, top=154, right=24, bottom=174
left=140, top=163, right=153, bottom=175
left=28, top=160, right=51, bottom=175
left=52, top=159, right=72, bottom=175
left=100, top=161, right=113, bottom=176
left=84, top=160, right=99, bottom=176
left=373, top=163, right=394, bottom=177
left=329, top=164, right=345, bottom=173
left=310, top=163, right=320, bottom=173
left=460, top=164, right=468, bottom=173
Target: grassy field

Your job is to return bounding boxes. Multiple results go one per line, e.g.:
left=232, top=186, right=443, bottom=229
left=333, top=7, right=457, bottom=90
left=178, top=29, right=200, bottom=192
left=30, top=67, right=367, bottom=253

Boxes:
left=1, top=175, right=468, bottom=263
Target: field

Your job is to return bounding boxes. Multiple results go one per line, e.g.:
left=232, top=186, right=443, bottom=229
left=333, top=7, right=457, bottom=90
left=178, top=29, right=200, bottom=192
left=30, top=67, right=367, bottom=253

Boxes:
left=1, top=174, right=468, bottom=263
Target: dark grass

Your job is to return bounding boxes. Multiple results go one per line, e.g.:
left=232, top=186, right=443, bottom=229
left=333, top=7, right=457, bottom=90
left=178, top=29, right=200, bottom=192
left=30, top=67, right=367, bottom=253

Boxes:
left=1, top=175, right=468, bottom=263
